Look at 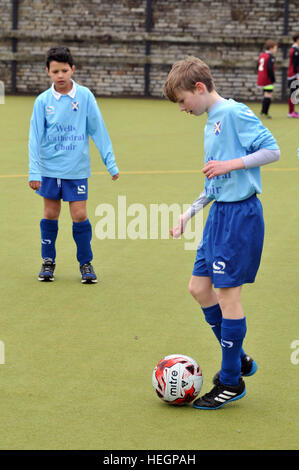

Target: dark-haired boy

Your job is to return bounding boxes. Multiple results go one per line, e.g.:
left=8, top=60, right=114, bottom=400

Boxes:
left=29, top=46, right=119, bottom=283
left=257, top=39, right=278, bottom=118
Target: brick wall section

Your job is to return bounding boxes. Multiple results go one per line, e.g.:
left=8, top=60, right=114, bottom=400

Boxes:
left=0, top=0, right=12, bottom=91
left=153, top=0, right=286, bottom=36
left=0, top=0, right=297, bottom=100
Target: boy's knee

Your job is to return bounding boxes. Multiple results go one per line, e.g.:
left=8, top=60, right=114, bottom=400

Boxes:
left=72, top=212, right=87, bottom=223
left=218, top=288, right=239, bottom=305
left=188, top=279, right=199, bottom=298
left=44, top=207, right=60, bottom=220
left=217, top=287, right=243, bottom=318
left=218, top=291, right=231, bottom=311
left=188, top=278, right=208, bottom=303
left=69, top=202, right=87, bottom=223
left=43, top=198, right=61, bottom=220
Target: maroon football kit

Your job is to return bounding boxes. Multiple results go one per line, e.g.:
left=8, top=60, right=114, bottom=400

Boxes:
left=257, top=51, right=276, bottom=117
left=257, top=51, right=275, bottom=87
left=287, top=45, right=299, bottom=116
left=288, top=45, right=299, bottom=80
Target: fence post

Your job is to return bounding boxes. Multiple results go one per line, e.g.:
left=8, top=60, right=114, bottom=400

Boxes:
left=281, top=0, right=289, bottom=102
left=11, top=0, right=19, bottom=94
left=144, top=0, right=152, bottom=96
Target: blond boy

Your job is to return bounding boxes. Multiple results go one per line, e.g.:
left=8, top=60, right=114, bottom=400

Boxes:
left=164, top=57, right=280, bottom=409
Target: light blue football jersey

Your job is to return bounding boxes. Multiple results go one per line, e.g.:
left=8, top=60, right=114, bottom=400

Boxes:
left=29, top=81, right=119, bottom=181
left=204, top=99, right=279, bottom=202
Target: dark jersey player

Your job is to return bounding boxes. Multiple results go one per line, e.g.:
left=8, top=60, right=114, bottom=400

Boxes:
left=287, top=32, right=299, bottom=118
left=257, top=40, right=277, bottom=119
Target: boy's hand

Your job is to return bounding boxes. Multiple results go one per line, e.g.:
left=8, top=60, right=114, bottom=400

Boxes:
left=112, top=173, right=119, bottom=181
left=202, top=158, right=244, bottom=179
left=202, top=160, right=232, bottom=179
left=29, top=180, right=41, bottom=190
left=170, top=214, right=189, bottom=238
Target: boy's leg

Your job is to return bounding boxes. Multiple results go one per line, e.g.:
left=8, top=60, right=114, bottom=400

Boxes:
left=261, top=90, right=272, bottom=116
left=193, top=285, right=247, bottom=410
left=288, top=97, right=295, bottom=115
left=189, top=275, right=222, bottom=343
left=261, top=91, right=267, bottom=114
left=38, top=198, right=60, bottom=281
left=69, top=201, right=97, bottom=283
left=217, top=286, right=247, bottom=386
left=40, top=198, right=61, bottom=260
left=189, top=276, right=246, bottom=357
left=188, top=275, right=218, bottom=308
left=69, top=200, right=93, bottom=265
left=62, top=178, right=96, bottom=283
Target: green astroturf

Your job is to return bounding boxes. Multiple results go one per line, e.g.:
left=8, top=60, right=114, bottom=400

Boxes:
left=0, top=96, right=299, bottom=450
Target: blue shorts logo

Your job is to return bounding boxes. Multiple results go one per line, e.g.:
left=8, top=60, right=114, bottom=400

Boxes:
left=77, top=185, right=86, bottom=194
left=213, top=260, right=226, bottom=274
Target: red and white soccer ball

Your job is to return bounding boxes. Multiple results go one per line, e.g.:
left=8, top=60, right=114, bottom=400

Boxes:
left=152, top=354, right=203, bottom=405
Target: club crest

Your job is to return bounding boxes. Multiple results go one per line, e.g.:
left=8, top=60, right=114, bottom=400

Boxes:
left=72, top=101, right=79, bottom=111
left=214, top=121, right=221, bottom=135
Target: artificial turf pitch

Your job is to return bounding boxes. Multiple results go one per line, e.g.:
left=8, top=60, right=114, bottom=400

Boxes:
left=0, top=96, right=298, bottom=450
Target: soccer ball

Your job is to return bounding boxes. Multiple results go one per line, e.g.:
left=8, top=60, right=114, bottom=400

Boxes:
left=152, top=354, right=203, bottom=405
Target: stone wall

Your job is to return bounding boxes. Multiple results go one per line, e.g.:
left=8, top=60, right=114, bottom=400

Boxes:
left=0, top=0, right=298, bottom=100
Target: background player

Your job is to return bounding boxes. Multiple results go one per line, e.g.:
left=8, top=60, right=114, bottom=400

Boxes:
left=257, top=39, right=278, bottom=118
left=164, top=56, right=280, bottom=410
left=29, top=46, right=119, bottom=283
left=287, top=32, right=299, bottom=118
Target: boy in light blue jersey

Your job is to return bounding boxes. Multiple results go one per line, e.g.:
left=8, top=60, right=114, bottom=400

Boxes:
left=29, top=46, right=119, bottom=283
left=164, top=56, right=280, bottom=410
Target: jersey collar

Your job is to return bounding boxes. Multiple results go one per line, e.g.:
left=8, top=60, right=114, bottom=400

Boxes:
left=51, top=80, right=76, bottom=100
left=207, top=97, right=226, bottom=115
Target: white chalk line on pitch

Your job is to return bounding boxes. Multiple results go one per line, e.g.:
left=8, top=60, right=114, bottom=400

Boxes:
left=0, top=167, right=298, bottom=178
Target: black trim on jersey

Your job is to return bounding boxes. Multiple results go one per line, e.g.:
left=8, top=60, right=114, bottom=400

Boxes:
left=266, top=53, right=275, bottom=83
left=292, top=46, right=299, bottom=75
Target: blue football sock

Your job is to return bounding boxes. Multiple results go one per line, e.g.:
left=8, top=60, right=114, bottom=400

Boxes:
left=202, top=304, right=222, bottom=344
left=72, top=219, right=93, bottom=265
left=220, top=317, right=247, bottom=386
left=202, top=304, right=246, bottom=359
left=40, top=218, right=58, bottom=261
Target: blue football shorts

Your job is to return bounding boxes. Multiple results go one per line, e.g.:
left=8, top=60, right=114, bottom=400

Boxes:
left=192, top=194, right=265, bottom=288
left=37, top=177, right=88, bottom=201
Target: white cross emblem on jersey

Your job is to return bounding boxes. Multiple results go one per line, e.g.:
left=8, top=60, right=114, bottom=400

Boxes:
left=72, top=101, right=79, bottom=111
